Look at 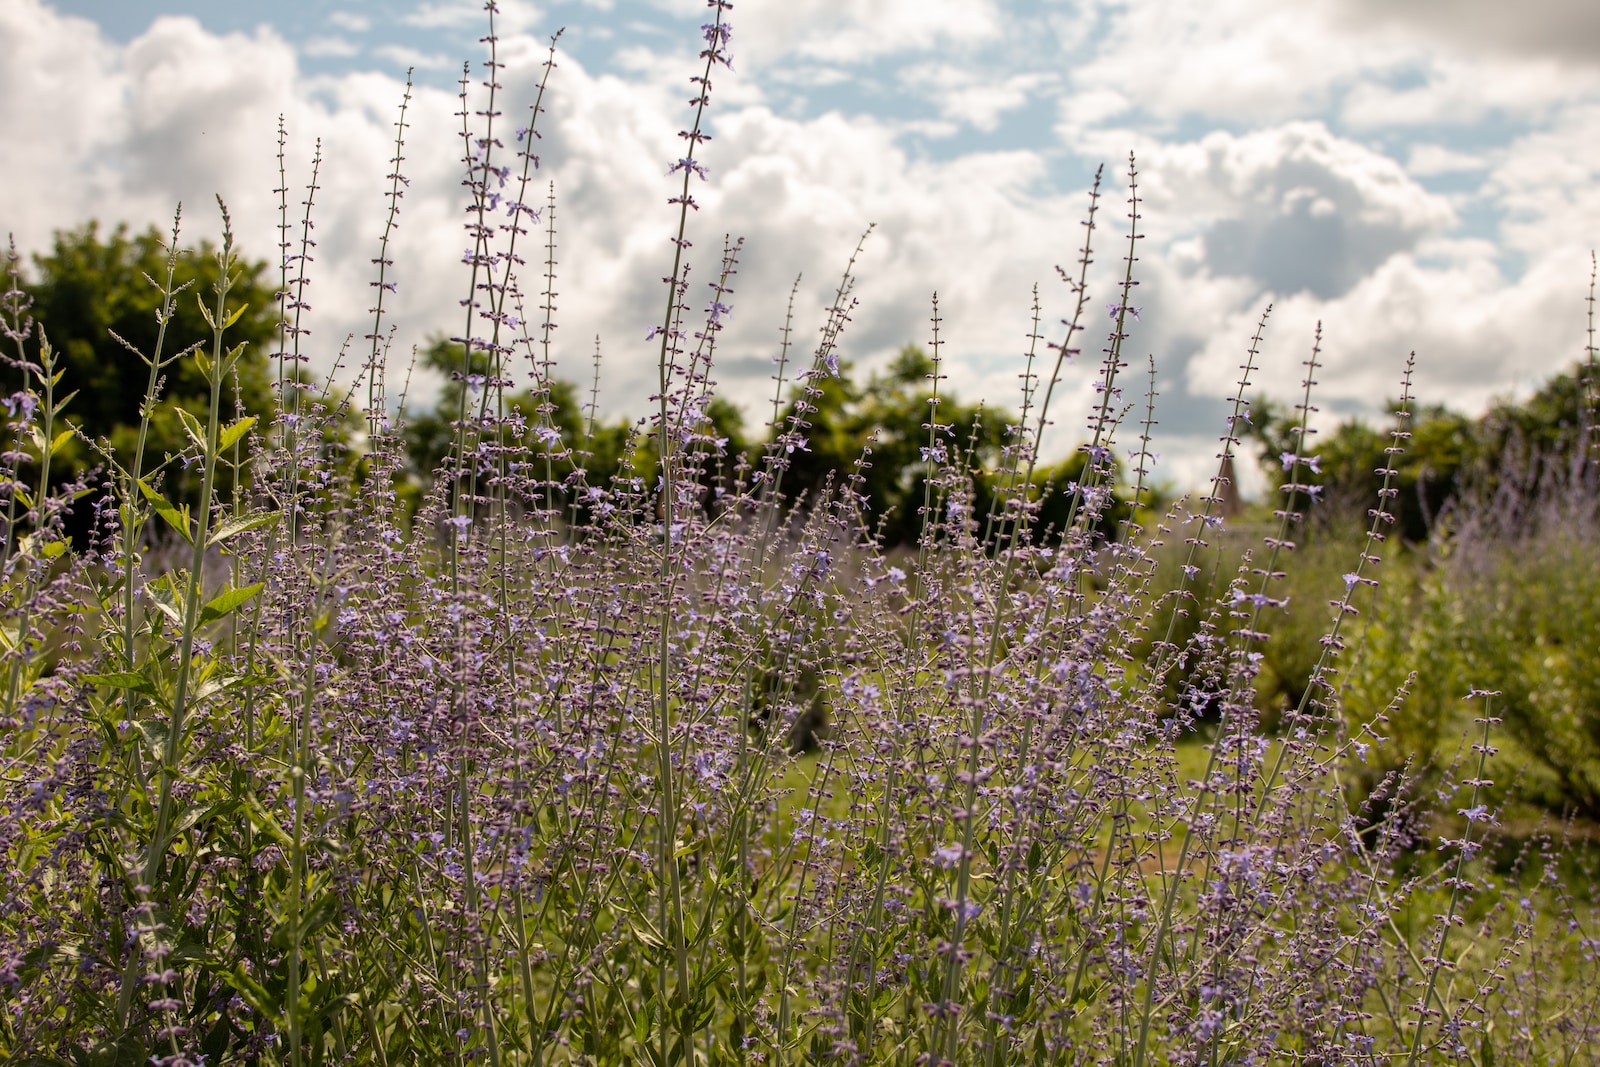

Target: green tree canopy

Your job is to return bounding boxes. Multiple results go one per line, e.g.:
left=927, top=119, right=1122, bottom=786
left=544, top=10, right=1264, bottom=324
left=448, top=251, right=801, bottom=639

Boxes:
left=395, top=340, right=1142, bottom=544
left=1249, top=362, right=1596, bottom=542
left=768, top=345, right=1004, bottom=543
left=402, top=336, right=584, bottom=484
left=772, top=345, right=1138, bottom=547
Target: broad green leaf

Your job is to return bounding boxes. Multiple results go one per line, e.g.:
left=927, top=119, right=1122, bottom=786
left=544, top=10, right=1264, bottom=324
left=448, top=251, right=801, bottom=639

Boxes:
left=221, top=340, right=248, bottom=375
left=224, top=964, right=282, bottom=1025
left=199, top=581, right=265, bottom=627
left=223, top=302, right=248, bottom=330
left=297, top=890, right=340, bottom=942
left=137, top=478, right=192, bottom=544
left=85, top=671, right=160, bottom=698
left=244, top=794, right=294, bottom=847
left=49, top=429, right=74, bottom=457
left=168, top=795, right=238, bottom=840
left=218, top=414, right=257, bottom=451
left=193, top=669, right=248, bottom=703
left=144, top=573, right=186, bottom=625
left=134, top=717, right=170, bottom=756
left=628, top=913, right=667, bottom=951
left=17, top=534, right=67, bottom=561
left=174, top=406, right=207, bottom=453
left=147, top=597, right=183, bottom=626
left=207, top=511, right=277, bottom=548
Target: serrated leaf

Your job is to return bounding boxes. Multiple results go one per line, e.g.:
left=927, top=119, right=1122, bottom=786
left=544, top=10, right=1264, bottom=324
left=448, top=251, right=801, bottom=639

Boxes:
left=245, top=794, right=294, bottom=847
left=221, top=340, right=248, bottom=375
left=134, top=717, right=170, bottom=756
left=85, top=672, right=160, bottom=698
left=297, top=890, right=340, bottom=942
left=225, top=964, right=282, bottom=1025
left=207, top=511, right=277, bottom=548
left=199, top=581, right=264, bottom=627
left=193, top=670, right=243, bottom=703
left=144, top=574, right=186, bottom=625
left=175, top=406, right=207, bottom=453
left=218, top=415, right=257, bottom=451
left=629, top=913, right=667, bottom=951
left=137, top=479, right=192, bottom=544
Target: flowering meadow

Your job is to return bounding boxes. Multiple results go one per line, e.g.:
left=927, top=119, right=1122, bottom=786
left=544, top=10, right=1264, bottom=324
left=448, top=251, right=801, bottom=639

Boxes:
left=4, top=3, right=1600, bottom=1065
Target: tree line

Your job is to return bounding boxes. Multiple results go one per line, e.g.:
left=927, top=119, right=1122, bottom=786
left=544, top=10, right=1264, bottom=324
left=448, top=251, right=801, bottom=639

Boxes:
left=9, top=222, right=1593, bottom=547
left=9, top=223, right=1151, bottom=547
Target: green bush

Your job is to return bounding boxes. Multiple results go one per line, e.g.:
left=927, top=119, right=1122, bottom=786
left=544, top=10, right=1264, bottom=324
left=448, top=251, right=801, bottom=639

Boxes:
left=1335, top=553, right=1468, bottom=822
left=1452, top=497, right=1600, bottom=818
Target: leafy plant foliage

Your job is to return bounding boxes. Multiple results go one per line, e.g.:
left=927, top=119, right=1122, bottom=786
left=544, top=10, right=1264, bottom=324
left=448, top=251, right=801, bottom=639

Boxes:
left=2, top=7, right=1599, bottom=1067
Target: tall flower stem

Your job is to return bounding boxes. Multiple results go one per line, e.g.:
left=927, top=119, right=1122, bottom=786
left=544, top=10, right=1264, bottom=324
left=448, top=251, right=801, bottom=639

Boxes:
left=650, top=5, right=730, bottom=1063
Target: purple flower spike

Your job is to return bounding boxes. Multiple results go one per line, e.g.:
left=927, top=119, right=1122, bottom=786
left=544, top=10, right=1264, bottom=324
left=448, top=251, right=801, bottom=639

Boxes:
left=668, top=158, right=710, bottom=181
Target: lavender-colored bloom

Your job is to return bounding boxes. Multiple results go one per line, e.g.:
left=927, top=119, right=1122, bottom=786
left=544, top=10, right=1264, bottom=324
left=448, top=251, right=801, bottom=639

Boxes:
left=668, top=157, right=710, bottom=181
left=3, top=391, right=38, bottom=419
left=1, top=14, right=1586, bottom=1067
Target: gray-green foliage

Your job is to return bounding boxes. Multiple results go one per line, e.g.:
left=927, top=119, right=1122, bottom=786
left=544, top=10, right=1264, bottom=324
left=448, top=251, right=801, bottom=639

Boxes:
left=1335, top=555, right=1468, bottom=822
left=1450, top=482, right=1600, bottom=818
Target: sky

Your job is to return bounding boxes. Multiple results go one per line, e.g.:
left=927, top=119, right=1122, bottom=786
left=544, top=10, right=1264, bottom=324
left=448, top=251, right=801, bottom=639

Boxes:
left=3, top=0, right=1599, bottom=491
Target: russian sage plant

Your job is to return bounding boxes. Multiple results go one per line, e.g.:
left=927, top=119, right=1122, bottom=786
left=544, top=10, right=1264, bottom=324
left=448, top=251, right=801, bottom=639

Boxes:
left=2, top=3, right=1600, bottom=1066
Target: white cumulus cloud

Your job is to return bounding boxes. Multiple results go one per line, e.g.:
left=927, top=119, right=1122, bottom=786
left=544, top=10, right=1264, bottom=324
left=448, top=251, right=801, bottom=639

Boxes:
left=4, top=0, right=1599, bottom=492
